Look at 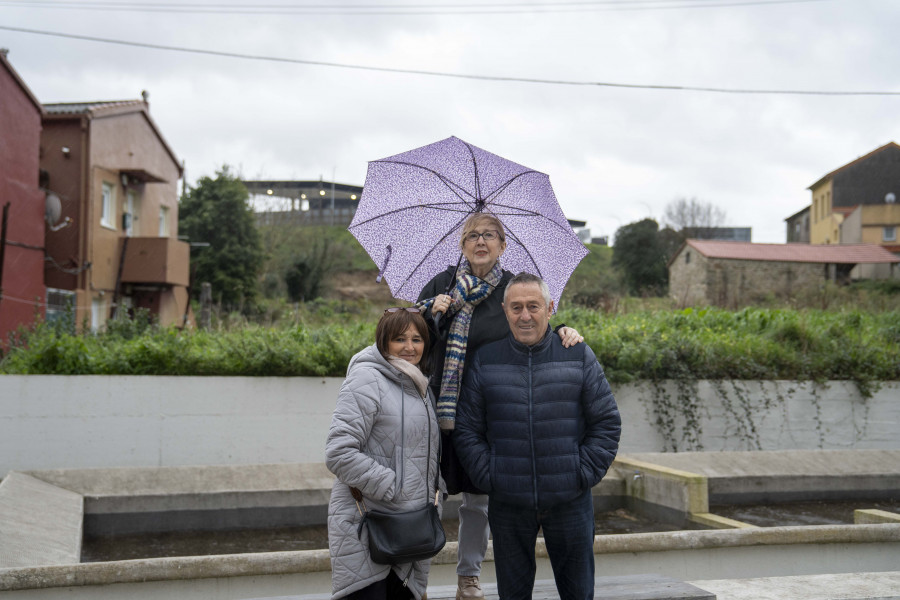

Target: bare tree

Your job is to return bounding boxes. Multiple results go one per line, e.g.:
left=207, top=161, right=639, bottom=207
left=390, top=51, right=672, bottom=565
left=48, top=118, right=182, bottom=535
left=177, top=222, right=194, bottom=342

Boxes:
left=663, top=197, right=726, bottom=239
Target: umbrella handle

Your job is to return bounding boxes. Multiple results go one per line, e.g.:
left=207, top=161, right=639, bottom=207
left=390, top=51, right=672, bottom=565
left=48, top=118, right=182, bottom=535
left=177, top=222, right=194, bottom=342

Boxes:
left=431, top=252, right=461, bottom=332
left=375, top=245, right=392, bottom=283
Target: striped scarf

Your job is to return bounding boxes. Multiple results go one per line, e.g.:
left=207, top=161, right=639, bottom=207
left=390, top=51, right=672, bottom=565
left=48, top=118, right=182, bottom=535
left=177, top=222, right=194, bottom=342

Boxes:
left=419, top=259, right=503, bottom=430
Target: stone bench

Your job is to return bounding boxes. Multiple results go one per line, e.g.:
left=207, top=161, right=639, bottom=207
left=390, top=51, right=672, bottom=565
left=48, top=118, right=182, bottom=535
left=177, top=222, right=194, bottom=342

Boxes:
left=0, top=472, right=83, bottom=568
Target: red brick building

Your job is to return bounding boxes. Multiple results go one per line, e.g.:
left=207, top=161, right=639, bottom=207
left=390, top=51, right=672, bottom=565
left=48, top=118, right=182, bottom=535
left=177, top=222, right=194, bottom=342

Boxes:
left=0, top=51, right=46, bottom=344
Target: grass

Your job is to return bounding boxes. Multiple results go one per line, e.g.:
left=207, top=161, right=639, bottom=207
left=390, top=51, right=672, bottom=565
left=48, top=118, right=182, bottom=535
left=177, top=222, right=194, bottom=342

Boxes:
left=4, top=302, right=898, bottom=395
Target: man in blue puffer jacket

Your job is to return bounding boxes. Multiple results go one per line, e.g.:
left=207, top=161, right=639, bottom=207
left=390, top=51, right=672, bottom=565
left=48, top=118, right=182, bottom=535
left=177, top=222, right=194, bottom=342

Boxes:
left=454, top=272, right=621, bottom=600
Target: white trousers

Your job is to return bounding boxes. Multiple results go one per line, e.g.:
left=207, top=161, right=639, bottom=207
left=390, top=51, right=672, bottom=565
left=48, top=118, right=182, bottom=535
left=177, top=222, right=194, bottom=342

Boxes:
left=457, top=492, right=490, bottom=576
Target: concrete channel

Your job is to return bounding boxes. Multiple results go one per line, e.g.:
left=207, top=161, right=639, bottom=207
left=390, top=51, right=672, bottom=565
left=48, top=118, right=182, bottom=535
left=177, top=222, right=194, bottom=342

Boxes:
left=1, top=450, right=899, bottom=599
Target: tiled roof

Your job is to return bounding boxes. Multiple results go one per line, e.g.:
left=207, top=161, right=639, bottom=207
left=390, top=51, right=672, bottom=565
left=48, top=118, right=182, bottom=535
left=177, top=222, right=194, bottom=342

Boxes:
left=808, top=141, right=900, bottom=190
left=685, top=240, right=900, bottom=264
left=43, top=100, right=144, bottom=114
left=41, top=98, right=181, bottom=174
left=784, top=205, right=810, bottom=222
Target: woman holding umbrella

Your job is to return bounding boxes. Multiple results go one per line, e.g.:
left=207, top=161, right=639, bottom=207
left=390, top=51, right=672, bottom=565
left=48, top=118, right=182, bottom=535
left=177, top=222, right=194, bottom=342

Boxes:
left=417, top=212, right=583, bottom=600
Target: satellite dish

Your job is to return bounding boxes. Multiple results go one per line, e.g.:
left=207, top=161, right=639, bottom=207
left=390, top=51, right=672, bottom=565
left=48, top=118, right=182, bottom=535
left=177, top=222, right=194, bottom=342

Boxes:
left=45, top=191, right=62, bottom=226
left=886, top=192, right=896, bottom=204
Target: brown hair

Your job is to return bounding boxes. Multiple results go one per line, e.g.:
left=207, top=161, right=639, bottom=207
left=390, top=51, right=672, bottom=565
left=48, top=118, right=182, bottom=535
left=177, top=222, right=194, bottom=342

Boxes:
left=375, top=309, right=432, bottom=375
left=459, top=213, right=506, bottom=250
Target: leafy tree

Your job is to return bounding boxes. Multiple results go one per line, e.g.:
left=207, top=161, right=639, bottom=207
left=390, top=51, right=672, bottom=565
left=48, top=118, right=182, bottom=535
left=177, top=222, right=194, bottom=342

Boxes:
left=658, top=225, right=685, bottom=263
left=564, top=243, right=624, bottom=307
left=663, top=197, right=726, bottom=240
left=179, top=166, right=264, bottom=309
left=612, top=218, right=669, bottom=295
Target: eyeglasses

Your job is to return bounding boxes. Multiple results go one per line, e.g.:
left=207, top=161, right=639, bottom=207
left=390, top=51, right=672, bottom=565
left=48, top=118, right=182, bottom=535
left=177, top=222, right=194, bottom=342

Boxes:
left=384, top=307, right=422, bottom=314
left=464, top=230, right=501, bottom=244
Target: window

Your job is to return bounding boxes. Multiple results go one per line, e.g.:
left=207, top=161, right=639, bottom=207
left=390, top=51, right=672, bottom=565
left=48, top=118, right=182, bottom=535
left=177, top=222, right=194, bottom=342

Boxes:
left=685, top=252, right=691, bottom=264
left=45, top=288, right=75, bottom=330
left=91, top=297, right=106, bottom=332
left=101, top=182, right=115, bottom=228
left=884, top=227, right=897, bottom=242
left=158, top=205, right=170, bottom=237
left=125, top=190, right=140, bottom=237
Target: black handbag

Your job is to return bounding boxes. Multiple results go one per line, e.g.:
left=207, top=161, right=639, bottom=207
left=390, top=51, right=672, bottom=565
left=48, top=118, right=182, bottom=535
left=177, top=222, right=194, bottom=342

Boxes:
left=352, top=418, right=446, bottom=565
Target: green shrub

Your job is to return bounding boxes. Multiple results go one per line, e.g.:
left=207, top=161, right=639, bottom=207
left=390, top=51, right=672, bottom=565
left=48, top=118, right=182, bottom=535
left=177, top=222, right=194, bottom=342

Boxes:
left=3, top=306, right=898, bottom=395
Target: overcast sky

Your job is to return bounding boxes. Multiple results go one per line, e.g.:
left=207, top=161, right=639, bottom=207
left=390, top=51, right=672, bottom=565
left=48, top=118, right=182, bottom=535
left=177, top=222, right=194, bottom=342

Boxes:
left=2, top=0, right=898, bottom=244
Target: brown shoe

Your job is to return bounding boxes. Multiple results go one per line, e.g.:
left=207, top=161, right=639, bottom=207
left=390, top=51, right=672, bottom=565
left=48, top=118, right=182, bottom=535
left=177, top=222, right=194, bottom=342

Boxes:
left=456, top=575, right=484, bottom=599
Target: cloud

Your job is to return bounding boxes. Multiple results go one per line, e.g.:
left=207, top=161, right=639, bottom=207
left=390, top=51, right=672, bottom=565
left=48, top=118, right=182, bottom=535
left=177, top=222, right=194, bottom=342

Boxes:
left=4, top=0, right=898, bottom=245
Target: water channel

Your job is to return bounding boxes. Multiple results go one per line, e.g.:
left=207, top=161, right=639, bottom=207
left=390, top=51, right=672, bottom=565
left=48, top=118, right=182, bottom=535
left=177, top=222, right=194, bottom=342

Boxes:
left=712, top=499, right=900, bottom=527
left=81, top=508, right=699, bottom=562
left=81, top=499, right=900, bottom=562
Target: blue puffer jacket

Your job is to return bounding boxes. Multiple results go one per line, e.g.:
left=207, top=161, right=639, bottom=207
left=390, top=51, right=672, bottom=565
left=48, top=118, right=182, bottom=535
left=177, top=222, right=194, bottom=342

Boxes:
left=454, top=327, right=621, bottom=510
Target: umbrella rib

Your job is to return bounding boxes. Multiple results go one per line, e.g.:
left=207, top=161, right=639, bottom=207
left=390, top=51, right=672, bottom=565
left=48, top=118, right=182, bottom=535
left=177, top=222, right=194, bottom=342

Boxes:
left=395, top=215, right=470, bottom=298
left=459, top=139, right=484, bottom=208
left=372, top=159, right=480, bottom=209
left=488, top=204, right=576, bottom=234
left=482, top=170, right=542, bottom=204
left=348, top=202, right=479, bottom=230
left=502, top=225, right=544, bottom=281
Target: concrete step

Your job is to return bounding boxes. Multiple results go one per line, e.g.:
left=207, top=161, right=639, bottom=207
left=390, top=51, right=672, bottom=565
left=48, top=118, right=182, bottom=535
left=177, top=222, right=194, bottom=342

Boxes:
left=0, top=472, right=83, bottom=568
left=254, top=573, right=715, bottom=600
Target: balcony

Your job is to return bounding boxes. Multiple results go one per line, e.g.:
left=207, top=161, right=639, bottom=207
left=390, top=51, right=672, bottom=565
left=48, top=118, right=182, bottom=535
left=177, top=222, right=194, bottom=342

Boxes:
left=120, top=237, right=189, bottom=287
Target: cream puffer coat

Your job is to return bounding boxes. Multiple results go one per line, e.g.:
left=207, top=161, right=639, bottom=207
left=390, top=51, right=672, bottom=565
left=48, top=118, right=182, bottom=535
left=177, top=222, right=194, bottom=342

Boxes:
left=325, top=344, right=442, bottom=600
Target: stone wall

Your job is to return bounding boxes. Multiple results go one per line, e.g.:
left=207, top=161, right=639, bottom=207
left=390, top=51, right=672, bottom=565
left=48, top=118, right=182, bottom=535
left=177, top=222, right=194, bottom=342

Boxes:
left=670, top=250, right=826, bottom=306
left=668, top=246, right=710, bottom=305
left=1, top=376, right=897, bottom=474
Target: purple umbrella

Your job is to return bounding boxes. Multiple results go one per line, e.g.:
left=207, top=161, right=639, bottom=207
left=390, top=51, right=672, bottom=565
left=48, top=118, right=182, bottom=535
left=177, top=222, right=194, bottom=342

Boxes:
left=349, top=136, right=589, bottom=307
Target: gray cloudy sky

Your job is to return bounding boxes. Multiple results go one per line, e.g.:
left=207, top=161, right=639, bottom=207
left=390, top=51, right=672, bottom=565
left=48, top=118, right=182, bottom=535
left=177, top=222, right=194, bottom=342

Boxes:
left=2, top=0, right=898, bottom=244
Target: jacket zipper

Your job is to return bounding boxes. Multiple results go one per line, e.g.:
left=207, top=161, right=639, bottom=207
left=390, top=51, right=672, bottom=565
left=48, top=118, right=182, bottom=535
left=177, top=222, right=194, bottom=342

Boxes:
left=404, top=390, right=434, bottom=589
left=399, top=387, right=405, bottom=491
left=528, top=347, right=539, bottom=509
left=423, top=393, right=432, bottom=498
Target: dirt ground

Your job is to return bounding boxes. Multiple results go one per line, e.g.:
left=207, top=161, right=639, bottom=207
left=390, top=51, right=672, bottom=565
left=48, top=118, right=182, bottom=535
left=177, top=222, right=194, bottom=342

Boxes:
left=328, top=270, right=397, bottom=303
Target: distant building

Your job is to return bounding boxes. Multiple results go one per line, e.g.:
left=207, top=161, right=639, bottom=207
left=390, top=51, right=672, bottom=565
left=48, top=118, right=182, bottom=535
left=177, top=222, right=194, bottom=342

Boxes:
left=668, top=240, right=899, bottom=306
left=0, top=50, right=45, bottom=344
left=689, top=227, right=752, bottom=242
left=785, top=206, right=811, bottom=243
left=591, top=236, right=609, bottom=246
left=567, top=219, right=591, bottom=243
left=806, top=142, right=900, bottom=250
left=246, top=180, right=362, bottom=228
left=41, top=96, right=189, bottom=330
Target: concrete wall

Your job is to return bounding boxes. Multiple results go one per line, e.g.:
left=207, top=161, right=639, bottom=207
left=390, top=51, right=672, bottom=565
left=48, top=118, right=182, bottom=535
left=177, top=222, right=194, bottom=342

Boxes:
left=2, top=377, right=898, bottom=474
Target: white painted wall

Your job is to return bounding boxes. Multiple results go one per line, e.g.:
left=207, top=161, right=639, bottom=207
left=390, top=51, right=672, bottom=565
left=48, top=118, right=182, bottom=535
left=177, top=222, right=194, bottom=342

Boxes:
left=1, top=377, right=898, bottom=474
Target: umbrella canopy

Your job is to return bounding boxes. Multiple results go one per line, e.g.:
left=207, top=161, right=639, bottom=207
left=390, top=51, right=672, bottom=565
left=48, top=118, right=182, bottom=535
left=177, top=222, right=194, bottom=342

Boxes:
left=349, top=136, right=589, bottom=306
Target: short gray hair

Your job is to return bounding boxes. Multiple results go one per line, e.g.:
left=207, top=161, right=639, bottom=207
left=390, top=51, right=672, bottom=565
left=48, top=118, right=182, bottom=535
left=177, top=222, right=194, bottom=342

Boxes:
left=503, top=272, right=551, bottom=305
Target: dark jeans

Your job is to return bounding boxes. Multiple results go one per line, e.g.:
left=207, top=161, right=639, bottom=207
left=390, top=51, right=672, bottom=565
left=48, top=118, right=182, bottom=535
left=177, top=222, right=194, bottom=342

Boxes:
left=344, top=570, right=414, bottom=600
left=488, top=489, right=595, bottom=600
